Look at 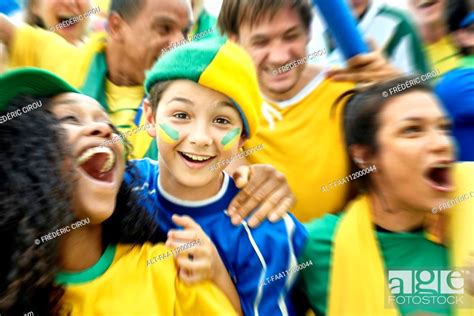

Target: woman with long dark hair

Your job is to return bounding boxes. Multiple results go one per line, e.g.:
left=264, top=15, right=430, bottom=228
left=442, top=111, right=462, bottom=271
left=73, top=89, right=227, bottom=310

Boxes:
left=0, top=68, right=238, bottom=315
left=298, top=76, right=474, bottom=316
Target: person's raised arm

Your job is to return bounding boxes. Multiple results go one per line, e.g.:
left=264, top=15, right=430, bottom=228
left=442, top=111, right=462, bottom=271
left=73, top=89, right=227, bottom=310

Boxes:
left=0, top=14, right=15, bottom=47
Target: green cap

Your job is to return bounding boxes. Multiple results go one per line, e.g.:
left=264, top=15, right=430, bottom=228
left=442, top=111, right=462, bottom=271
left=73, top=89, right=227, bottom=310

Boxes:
left=0, top=67, right=79, bottom=112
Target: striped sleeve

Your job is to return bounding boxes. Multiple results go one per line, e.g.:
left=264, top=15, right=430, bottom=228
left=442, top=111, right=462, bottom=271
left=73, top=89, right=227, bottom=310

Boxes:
left=234, top=214, right=307, bottom=316
left=379, top=6, right=430, bottom=74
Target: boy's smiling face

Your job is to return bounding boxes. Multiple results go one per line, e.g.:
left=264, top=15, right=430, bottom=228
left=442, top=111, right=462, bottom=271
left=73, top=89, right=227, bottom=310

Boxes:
left=144, top=80, right=246, bottom=198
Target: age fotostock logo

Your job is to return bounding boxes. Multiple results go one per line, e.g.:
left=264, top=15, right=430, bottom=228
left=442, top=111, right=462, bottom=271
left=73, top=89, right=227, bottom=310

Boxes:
left=387, top=269, right=470, bottom=307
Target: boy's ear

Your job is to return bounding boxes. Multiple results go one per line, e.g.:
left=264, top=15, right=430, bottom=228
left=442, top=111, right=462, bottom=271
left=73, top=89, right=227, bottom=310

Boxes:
left=228, top=33, right=239, bottom=43
left=238, top=135, right=247, bottom=149
left=144, top=98, right=157, bottom=138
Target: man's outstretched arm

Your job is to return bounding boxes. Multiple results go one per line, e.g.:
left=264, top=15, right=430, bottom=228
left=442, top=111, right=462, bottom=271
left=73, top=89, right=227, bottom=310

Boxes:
left=0, top=14, right=15, bottom=47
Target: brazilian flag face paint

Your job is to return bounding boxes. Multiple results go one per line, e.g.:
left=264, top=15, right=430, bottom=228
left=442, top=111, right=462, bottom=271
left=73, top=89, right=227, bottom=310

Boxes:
left=221, top=127, right=241, bottom=151
left=158, top=123, right=180, bottom=144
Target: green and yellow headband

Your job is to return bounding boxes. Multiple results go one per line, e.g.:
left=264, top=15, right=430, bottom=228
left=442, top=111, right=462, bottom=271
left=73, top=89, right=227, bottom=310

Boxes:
left=145, top=37, right=262, bottom=139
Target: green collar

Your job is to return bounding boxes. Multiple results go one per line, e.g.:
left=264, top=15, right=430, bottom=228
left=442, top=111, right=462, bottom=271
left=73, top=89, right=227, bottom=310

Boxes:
left=55, top=244, right=116, bottom=285
left=81, top=51, right=108, bottom=111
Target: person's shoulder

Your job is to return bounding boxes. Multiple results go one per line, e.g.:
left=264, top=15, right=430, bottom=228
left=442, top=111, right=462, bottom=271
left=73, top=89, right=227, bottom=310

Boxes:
left=439, top=66, right=474, bottom=83
left=304, top=212, right=344, bottom=243
left=298, top=213, right=344, bottom=270
left=304, top=66, right=355, bottom=96
left=128, top=158, right=159, bottom=174
left=125, top=158, right=159, bottom=187
left=436, top=67, right=474, bottom=101
left=117, top=242, right=176, bottom=273
left=19, top=24, right=80, bottom=47
left=240, top=213, right=308, bottom=254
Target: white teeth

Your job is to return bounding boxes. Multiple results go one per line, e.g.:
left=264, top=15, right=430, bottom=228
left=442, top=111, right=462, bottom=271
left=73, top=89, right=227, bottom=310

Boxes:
left=433, top=163, right=449, bottom=168
left=182, top=152, right=211, bottom=162
left=77, top=147, right=116, bottom=173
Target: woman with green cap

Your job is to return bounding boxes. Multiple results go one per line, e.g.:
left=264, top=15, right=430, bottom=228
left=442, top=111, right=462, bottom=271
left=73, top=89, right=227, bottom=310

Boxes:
left=0, top=67, right=238, bottom=315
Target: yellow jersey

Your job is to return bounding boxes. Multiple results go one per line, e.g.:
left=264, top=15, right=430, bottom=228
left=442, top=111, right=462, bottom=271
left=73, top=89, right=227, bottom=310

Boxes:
left=425, top=36, right=461, bottom=78
left=244, top=74, right=354, bottom=222
left=55, top=243, right=237, bottom=316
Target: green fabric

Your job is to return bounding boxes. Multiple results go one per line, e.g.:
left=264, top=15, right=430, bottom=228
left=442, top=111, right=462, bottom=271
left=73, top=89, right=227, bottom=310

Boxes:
left=144, top=139, right=159, bottom=159
left=81, top=51, right=144, bottom=132
left=55, top=244, right=116, bottom=285
left=0, top=67, right=78, bottom=112
left=81, top=51, right=109, bottom=112
left=381, top=7, right=430, bottom=75
left=145, top=36, right=225, bottom=93
left=298, top=214, right=452, bottom=316
left=191, top=9, right=218, bottom=38
left=460, top=55, right=474, bottom=69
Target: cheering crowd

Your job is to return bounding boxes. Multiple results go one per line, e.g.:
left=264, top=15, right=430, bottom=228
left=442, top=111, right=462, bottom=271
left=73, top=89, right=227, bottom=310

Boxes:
left=0, top=0, right=473, bottom=315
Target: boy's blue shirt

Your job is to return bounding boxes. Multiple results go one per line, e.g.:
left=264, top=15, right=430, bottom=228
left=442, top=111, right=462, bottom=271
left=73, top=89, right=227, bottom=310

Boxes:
left=125, top=158, right=308, bottom=316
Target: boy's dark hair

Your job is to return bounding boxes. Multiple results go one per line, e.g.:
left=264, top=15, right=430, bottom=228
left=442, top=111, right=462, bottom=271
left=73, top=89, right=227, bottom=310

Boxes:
left=110, top=0, right=147, bottom=22
left=217, top=0, right=313, bottom=37
left=0, top=95, right=164, bottom=315
left=148, top=81, right=173, bottom=113
left=337, top=76, right=434, bottom=191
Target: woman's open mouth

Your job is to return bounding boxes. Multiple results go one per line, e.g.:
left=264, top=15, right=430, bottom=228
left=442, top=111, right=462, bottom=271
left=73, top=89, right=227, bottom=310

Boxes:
left=77, top=146, right=116, bottom=183
left=424, top=163, right=454, bottom=192
left=417, top=0, right=438, bottom=9
left=55, top=14, right=80, bottom=29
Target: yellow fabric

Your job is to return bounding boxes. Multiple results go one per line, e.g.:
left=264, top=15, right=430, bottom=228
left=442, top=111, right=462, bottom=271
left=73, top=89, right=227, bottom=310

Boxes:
left=329, top=195, right=399, bottom=316
left=59, top=243, right=237, bottom=315
left=9, top=25, right=98, bottom=86
left=92, top=0, right=111, bottom=15
left=329, top=163, right=474, bottom=316
left=199, top=41, right=263, bottom=138
left=449, top=163, right=474, bottom=316
left=426, top=36, right=461, bottom=77
left=9, top=25, right=148, bottom=158
left=104, top=80, right=151, bottom=159
left=244, top=79, right=354, bottom=222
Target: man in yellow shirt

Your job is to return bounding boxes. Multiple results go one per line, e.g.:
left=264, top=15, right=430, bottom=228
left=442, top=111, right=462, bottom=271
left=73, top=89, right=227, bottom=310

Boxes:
left=0, top=0, right=192, bottom=159
left=218, top=0, right=399, bottom=222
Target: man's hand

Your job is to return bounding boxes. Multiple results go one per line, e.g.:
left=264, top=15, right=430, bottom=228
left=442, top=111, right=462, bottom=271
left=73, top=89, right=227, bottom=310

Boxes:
left=326, top=49, right=400, bottom=83
left=228, top=164, right=295, bottom=228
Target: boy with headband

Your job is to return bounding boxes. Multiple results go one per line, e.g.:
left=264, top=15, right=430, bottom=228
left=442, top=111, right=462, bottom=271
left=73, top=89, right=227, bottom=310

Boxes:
left=127, top=37, right=308, bottom=316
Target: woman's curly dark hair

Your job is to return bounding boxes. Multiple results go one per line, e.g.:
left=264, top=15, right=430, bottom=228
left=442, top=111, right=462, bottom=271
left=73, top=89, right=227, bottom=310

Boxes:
left=0, top=96, right=74, bottom=315
left=0, top=95, right=165, bottom=315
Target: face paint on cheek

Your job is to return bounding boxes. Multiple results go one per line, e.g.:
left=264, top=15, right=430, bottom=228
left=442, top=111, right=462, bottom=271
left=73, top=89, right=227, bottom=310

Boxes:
left=221, top=127, right=241, bottom=151
left=158, top=123, right=180, bottom=144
